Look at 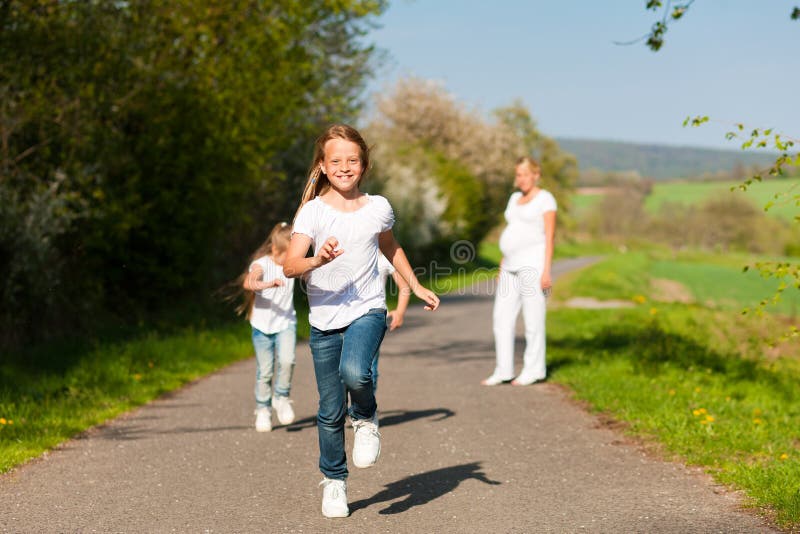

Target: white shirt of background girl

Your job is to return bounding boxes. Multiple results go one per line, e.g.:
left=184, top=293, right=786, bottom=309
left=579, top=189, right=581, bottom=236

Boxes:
left=249, top=255, right=296, bottom=334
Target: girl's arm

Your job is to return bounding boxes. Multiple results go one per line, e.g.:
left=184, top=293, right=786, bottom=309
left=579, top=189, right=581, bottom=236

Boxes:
left=387, top=270, right=411, bottom=330
left=244, top=264, right=284, bottom=290
left=379, top=230, right=440, bottom=311
left=283, top=233, right=343, bottom=278
left=541, top=210, right=556, bottom=290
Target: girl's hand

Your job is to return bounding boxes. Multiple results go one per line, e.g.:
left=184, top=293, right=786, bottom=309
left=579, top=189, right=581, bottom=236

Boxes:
left=244, top=268, right=271, bottom=291
left=387, top=310, right=404, bottom=331
left=414, top=287, right=440, bottom=311
left=316, top=236, right=343, bottom=266
left=253, top=278, right=283, bottom=290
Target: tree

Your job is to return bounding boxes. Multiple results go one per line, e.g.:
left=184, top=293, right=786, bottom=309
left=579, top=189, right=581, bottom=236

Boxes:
left=364, top=78, right=576, bottom=260
left=0, top=0, right=386, bottom=347
left=620, top=1, right=799, bottom=52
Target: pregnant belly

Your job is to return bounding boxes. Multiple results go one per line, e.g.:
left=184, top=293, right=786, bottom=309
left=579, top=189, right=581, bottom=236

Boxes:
left=499, top=226, right=541, bottom=256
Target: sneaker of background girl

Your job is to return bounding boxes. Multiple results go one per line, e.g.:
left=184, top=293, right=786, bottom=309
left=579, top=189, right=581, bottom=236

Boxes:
left=254, top=407, right=272, bottom=432
left=272, top=396, right=295, bottom=425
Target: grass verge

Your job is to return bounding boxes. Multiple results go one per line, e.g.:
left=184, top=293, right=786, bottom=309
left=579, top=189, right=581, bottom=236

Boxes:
left=549, top=250, right=800, bottom=527
left=0, top=322, right=253, bottom=473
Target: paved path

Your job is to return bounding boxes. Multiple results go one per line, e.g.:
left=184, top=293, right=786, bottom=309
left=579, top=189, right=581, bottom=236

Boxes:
left=1, top=258, right=777, bottom=533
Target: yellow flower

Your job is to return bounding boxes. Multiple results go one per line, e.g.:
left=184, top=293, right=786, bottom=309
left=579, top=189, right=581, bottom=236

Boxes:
left=692, top=409, right=701, bottom=416
left=753, top=408, right=762, bottom=416
left=700, top=420, right=709, bottom=425
left=699, top=408, right=707, bottom=414
left=780, top=453, right=789, bottom=460
left=725, top=396, right=731, bottom=401
left=649, top=308, right=658, bottom=315
left=694, top=387, right=701, bottom=393
left=0, top=418, right=5, bottom=425
left=705, top=415, right=715, bottom=422
left=753, top=418, right=762, bottom=425
left=668, top=389, right=676, bottom=396
left=133, top=374, right=142, bottom=381
left=632, top=295, right=647, bottom=304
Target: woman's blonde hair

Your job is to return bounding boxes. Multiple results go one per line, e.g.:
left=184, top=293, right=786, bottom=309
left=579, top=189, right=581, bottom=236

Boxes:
left=233, top=222, right=293, bottom=319
left=516, top=156, right=541, bottom=174
left=294, top=124, right=371, bottom=220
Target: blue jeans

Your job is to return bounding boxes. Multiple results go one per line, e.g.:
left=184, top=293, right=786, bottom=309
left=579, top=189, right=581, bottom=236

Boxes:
left=252, top=324, right=297, bottom=409
left=309, top=308, right=387, bottom=480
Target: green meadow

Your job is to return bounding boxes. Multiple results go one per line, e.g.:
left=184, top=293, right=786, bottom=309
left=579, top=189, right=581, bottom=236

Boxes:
left=645, top=178, right=800, bottom=220
left=575, top=177, right=800, bottom=221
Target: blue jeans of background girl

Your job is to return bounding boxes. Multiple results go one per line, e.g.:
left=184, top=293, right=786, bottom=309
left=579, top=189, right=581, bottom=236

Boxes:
left=252, top=324, right=296, bottom=408
left=309, top=308, right=387, bottom=480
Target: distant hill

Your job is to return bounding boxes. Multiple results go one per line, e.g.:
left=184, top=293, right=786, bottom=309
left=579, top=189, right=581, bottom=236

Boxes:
left=556, top=138, right=776, bottom=181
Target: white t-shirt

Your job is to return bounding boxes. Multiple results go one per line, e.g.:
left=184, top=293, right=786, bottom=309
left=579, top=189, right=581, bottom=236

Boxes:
left=498, top=190, right=557, bottom=272
left=249, top=255, right=296, bottom=334
left=293, top=194, right=395, bottom=330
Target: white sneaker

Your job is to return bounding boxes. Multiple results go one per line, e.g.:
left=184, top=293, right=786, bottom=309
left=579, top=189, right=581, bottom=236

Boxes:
left=273, top=395, right=295, bottom=425
left=254, top=407, right=272, bottom=432
left=319, top=478, right=349, bottom=518
left=512, top=374, right=545, bottom=386
left=481, top=374, right=511, bottom=386
left=352, top=412, right=380, bottom=468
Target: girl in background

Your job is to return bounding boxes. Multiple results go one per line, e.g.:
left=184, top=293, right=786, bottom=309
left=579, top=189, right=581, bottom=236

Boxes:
left=372, top=253, right=411, bottom=392
left=238, top=222, right=297, bottom=432
left=283, top=124, right=439, bottom=518
left=483, top=156, right=557, bottom=387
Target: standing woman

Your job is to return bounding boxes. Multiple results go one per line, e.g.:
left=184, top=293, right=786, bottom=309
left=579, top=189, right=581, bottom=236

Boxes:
left=482, top=156, right=557, bottom=386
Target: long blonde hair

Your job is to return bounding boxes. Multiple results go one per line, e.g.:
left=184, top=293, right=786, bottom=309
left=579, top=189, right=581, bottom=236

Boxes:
left=234, top=222, right=293, bottom=319
left=293, top=124, right=371, bottom=221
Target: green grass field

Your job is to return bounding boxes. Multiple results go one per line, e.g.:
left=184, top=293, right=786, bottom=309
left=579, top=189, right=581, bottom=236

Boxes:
left=571, top=192, right=603, bottom=216
left=574, top=178, right=800, bottom=221
left=560, top=248, right=800, bottom=317
left=645, top=178, right=800, bottom=221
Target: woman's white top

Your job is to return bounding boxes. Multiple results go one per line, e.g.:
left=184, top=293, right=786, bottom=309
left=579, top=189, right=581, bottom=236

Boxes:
left=498, top=190, right=557, bottom=273
left=249, top=254, right=296, bottom=334
left=293, top=194, right=395, bottom=330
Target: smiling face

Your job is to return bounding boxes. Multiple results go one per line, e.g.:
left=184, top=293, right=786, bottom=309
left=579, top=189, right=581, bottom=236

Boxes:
left=320, top=138, right=364, bottom=194
left=514, top=162, right=540, bottom=194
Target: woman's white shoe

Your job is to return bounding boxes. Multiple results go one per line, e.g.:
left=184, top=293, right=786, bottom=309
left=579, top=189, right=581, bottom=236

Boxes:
left=481, top=374, right=512, bottom=386
left=511, top=374, right=545, bottom=386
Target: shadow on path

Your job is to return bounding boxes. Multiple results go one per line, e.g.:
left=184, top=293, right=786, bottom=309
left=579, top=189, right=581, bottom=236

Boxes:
left=285, top=408, right=456, bottom=433
left=380, top=340, right=494, bottom=361
left=378, top=408, right=455, bottom=427
left=350, top=462, right=500, bottom=515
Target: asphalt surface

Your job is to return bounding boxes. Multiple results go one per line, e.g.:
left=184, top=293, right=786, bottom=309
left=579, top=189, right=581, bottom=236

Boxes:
left=1, top=257, right=777, bottom=533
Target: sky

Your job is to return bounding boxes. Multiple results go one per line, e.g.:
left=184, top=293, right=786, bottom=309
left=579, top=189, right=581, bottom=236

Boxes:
left=364, top=1, right=799, bottom=150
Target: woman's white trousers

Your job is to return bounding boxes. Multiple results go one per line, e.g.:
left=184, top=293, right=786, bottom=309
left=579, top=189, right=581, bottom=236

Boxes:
left=491, top=267, right=547, bottom=382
